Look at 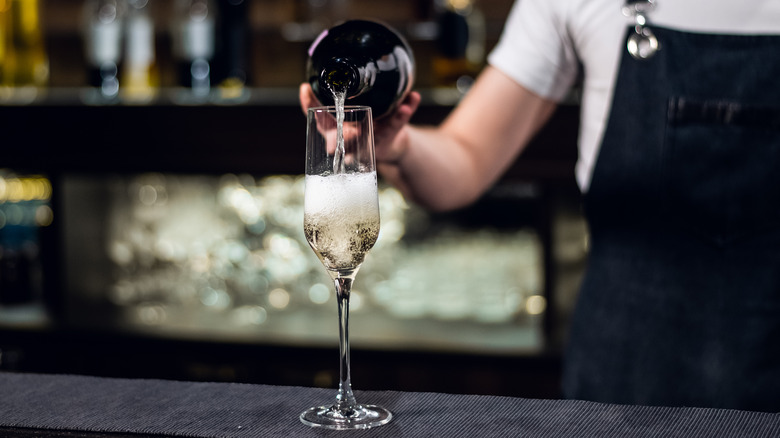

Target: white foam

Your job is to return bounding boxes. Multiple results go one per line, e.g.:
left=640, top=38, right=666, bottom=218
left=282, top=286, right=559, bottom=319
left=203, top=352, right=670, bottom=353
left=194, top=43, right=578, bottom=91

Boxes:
left=304, top=172, right=379, bottom=218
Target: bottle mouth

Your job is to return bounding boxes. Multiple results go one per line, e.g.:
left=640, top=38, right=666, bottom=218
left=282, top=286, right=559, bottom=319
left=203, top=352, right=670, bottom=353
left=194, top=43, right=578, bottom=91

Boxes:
left=319, top=58, right=360, bottom=97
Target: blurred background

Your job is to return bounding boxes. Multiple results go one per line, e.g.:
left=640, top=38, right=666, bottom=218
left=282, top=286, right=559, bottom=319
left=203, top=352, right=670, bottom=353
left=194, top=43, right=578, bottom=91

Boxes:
left=0, top=0, right=586, bottom=399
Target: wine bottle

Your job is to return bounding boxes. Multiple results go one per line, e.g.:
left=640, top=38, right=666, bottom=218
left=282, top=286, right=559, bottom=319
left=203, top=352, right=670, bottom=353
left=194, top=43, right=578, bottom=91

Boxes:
left=306, top=19, right=415, bottom=119
left=121, top=0, right=158, bottom=103
left=1, top=0, right=49, bottom=93
left=0, top=2, right=8, bottom=86
left=432, top=0, right=485, bottom=89
left=171, top=0, right=216, bottom=101
left=82, top=0, right=124, bottom=102
left=212, top=0, right=249, bottom=102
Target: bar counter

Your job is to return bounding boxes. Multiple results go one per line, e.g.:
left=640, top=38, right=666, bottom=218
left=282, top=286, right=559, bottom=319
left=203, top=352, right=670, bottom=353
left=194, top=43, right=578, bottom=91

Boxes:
left=1, top=372, right=778, bottom=437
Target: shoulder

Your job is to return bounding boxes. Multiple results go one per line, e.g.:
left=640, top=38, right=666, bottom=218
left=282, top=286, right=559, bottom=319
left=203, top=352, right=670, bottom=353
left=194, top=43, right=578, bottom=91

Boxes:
left=561, top=0, right=627, bottom=44
left=520, top=0, right=780, bottom=39
left=651, top=1, right=780, bottom=34
left=487, top=0, right=631, bottom=101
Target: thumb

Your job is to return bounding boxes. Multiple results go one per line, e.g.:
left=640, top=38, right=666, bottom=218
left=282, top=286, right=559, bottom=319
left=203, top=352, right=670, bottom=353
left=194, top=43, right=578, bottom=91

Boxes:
left=299, top=83, right=322, bottom=114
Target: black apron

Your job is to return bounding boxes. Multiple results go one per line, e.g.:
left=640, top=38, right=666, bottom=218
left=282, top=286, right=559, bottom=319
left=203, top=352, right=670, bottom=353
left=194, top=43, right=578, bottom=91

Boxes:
left=562, top=21, right=780, bottom=412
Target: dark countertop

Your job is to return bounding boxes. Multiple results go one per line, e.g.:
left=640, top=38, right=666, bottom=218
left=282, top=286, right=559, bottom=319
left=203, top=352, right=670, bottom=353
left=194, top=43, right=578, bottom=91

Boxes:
left=1, top=371, right=779, bottom=437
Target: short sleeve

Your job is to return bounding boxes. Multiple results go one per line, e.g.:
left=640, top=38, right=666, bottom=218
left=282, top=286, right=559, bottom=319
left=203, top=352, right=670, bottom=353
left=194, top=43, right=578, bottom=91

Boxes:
left=487, top=0, right=579, bottom=102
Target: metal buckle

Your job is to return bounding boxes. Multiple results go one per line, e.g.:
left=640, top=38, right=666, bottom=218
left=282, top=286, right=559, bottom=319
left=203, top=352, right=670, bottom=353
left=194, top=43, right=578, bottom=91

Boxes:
left=622, top=0, right=660, bottom=60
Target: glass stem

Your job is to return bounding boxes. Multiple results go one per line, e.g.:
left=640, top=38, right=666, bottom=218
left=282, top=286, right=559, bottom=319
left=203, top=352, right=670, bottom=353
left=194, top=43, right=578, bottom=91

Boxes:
left=333, top=273, right=358, bottom=413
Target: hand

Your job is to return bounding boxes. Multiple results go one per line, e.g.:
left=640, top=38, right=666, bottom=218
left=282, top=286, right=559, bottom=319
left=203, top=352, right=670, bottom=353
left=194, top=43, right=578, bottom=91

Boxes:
left=298, top=83, right=421, bottom=165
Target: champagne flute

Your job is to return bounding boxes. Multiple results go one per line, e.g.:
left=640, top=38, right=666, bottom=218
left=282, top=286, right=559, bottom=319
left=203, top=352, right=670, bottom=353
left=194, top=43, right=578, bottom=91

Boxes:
left=300, top=105, right=391, bottom=429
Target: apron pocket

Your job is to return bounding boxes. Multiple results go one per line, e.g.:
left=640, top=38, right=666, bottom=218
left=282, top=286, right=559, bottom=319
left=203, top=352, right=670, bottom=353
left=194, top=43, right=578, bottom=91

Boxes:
left=665, top=97, right=780, bottom=245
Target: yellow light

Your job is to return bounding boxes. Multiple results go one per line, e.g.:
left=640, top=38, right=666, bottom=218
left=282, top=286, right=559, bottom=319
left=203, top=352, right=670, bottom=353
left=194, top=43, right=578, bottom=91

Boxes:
left=525, top=295, right=547, bottom=316
left=35, top=204, right=53, bottom=226
left=232, top=305, right=267, bottom=326
left=32, top=177, right=51, bottom=199
left=7, top=178, right=23, bottom=202
left=0, top=176, right=51, bottom=202
left=447, top=0, right=473, bottom=13
left=268, top=288, right=290, bottom=309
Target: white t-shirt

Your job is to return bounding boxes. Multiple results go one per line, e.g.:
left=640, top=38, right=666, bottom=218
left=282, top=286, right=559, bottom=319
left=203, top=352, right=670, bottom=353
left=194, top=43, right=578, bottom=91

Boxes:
left=488, top=0, right=780, bottom=192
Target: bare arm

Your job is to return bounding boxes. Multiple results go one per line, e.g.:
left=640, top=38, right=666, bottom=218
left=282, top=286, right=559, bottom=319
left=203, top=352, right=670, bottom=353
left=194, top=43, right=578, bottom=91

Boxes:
left=382, top=66, right=558, bottom=211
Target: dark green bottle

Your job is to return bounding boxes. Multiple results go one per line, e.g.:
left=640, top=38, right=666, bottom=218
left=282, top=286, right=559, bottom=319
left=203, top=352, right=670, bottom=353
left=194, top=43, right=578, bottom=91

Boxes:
left=306, top=19, right=415, bottom=118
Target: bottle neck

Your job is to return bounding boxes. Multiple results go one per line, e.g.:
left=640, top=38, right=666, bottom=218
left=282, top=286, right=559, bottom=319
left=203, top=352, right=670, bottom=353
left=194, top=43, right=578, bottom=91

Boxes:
left=319, top=58, right=373, bottom=99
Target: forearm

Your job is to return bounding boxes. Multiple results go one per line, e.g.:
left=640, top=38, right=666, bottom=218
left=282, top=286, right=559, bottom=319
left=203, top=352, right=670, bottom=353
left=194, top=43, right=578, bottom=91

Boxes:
left=376, top=66, right=558, bottom=212
left=379, top=125, right=485, bottom=212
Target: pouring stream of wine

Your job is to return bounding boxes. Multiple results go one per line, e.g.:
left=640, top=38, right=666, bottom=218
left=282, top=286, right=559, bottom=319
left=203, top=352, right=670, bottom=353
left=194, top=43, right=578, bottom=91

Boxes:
left=333, top=90, right=347, bottom=174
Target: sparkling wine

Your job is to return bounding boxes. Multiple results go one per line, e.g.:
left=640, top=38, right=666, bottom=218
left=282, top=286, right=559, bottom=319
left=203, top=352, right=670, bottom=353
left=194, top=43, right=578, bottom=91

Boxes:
left=333, top=89, right=346, bottom=174
left=303, top=173, right=380, bottom=272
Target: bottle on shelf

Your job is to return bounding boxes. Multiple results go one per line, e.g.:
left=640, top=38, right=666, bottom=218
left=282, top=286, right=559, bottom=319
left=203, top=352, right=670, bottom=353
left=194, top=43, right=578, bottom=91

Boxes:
left=212, top=0, right=249, bottom=103
left=170, top=0, right=216, bottom=103
left=121, top=0, right=158, bottom=104
left=432, top=0, right=485, bottom=91
left=280, top=0, right=348, bottom=42
left=0, top=0, right=49, bottom=102
left=306, top=19, right=415, bottom=119
left=0, top=0, right=7, bottom=86
left=81, top=0, right=125, bottom=103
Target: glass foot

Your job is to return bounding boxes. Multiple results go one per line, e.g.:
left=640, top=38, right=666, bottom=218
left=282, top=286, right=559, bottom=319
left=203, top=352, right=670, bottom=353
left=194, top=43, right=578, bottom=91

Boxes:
left=300, top=404, right=392, bottom=429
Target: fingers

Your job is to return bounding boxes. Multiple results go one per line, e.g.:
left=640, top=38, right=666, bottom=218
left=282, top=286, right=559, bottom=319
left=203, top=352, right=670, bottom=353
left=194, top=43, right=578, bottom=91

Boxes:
left=299, top=83, right=321, bottom=114
left=301, top=85, right=421, bottom=164
left=374, top=91, right=421, bottom=162
left=388, top=91, right=421, bottom=132
left=400, top=90, right=422, bottom=119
